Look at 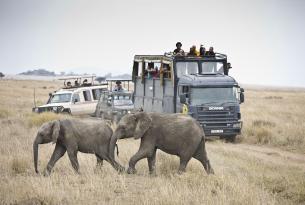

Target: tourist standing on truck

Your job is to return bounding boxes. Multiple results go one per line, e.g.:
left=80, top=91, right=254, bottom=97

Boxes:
left=174, top=42, right=185, bottom=55
left=188, top=45, right=199, bottom=56
left=113, top=81, right=123, bottom=92
left=200, top=45, right=206, bottom=56
left=206, top=47, right=215, bottom=57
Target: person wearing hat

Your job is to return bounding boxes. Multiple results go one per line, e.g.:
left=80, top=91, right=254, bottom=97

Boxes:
left=113, top=80, right=123, bottom=92
left=174, top=42, right=185, bottom=55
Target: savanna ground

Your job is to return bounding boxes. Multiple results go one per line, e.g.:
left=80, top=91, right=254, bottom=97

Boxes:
left=0, top=79, right=304, bottom=205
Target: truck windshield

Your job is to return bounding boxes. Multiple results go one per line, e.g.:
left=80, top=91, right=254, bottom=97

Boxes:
left=50, top=93, right=72, bottom=103
left=176, top=62, right=199, bottom=78
left=201, top=62, right=224, bottom=74
left=190, top=87, right=238, bottom=105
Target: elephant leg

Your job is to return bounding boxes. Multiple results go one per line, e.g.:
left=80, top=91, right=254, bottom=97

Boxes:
left=147, top=148, right=157, bottom=175
left=127, top=150, right=147, bottom=174
left=178, top=156, right=192, bottom=174
left=43, top=144, right=66, bottom=176
left=96, top=149, right=125, bottom=172
left=193, top=141, right=214, bottom=174
left=67, top=149, right=80, bottom=174
left=95, top=154, right=103, bottom=168
left=128, top=139, right=155, bottom=174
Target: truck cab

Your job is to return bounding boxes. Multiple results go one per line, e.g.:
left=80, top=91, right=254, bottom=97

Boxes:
left=132, top=53, right=244, bottom=141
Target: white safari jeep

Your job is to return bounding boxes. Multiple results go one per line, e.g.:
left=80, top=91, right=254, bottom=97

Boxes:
left=33, top=76, right=107, bottom=115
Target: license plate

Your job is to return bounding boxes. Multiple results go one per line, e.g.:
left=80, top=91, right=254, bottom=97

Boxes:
left=211, top=130, right=223, bottom=133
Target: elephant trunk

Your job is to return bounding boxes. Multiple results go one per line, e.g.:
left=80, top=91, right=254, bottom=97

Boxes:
left=33, top=136, right=41, bottom=174
left=109, top=132, right=118, bottom=160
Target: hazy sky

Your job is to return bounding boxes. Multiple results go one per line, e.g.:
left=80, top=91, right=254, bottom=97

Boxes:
left=1, top=0, right=305, bottom=87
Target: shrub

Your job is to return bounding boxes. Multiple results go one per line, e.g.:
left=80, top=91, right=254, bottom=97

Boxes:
left=11, top=158, right=29, bottom=175
left=256, top=127, right=272, bottom=144
left=252, top=120, right=275, bottom=127
left=0, top=109, right=11, bottom=118
left=27, top=112, right=67, bottom=127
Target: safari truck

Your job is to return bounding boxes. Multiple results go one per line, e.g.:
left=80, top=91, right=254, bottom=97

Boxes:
left=131, top=53, right=244, bottom=142
left=95, top=79, right=135, bottom=123
left=32, top=75, right=108, bottom=115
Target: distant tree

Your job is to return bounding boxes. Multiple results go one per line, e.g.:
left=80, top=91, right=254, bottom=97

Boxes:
left=0, top=72, right=4, bottom=79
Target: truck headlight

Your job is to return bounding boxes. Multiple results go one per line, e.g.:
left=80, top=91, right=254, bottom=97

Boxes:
left=233, top=123, right=241, bottom=128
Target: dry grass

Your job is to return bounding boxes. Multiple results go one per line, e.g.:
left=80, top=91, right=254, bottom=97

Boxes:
left=240, top=88, right=305, bottom=153
left=0, top=79, right=304, bottom=205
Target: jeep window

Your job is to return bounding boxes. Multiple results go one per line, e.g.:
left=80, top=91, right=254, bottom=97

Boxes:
left=92, top=88, right=106, bottom=100
left=72, top=93, right=80, bottom=103
left=201, top=62, right=224, bottom=74
left=50, top=93, right=72, bottom=103
left=83, top=90, right=92, bottom=101
left=176, top=62, right=198, bottom=78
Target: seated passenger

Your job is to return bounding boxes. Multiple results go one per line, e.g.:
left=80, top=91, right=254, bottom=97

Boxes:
left=66, top=81, right=72, bottom=87
left=74, top=80, right=79, bottom=86
left=153, top=66, right=159, bottom=78
left=205, top=47, right=215, bottom=57
left=82, top=79, right=88, bottom=85
left=173, top=42, right=185, bottom=56
left=187, top=45, right=199, bottom=56
left=147, top=66, right=154, bottom=79
left=200, top=45, right=206, bottom=56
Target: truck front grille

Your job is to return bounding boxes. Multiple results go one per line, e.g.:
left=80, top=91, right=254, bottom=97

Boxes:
left=196, top=107, right=237, bottom=123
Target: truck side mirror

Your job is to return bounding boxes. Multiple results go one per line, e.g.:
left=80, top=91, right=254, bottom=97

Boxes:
left=240, top=88, right=244, bottom=92
left=73, top=98, right=78, bottom=104
left=227, top=63, right=232, bottom=69
left=180, top=94, right=186, bottom=104
left=240, top=92, right=244, bottom=103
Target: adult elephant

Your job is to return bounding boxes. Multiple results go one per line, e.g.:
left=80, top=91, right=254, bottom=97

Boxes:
left=33, top=119, right=124, bottom=176
left=109, top=112, right=214, bottom=175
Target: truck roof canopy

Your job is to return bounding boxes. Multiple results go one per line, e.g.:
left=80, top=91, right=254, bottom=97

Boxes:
left=134, top=53, right=227, bottom=63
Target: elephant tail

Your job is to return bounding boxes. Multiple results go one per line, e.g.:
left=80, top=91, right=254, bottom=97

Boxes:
left=115, top=144, right=119, bottom=156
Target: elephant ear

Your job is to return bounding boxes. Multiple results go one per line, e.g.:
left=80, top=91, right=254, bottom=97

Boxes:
left=134, top=112, right=152, bottom=139
left=51, top=120, right=60, bottom=143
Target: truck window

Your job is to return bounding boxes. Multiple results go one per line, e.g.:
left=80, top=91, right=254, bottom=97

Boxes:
left=133, top=61, right=143, bottom=77
left=72, top=93, right=80, bottom=103
left=83, top=90, right=92, bottom=101
left=201, top=62, right=224, bottom=74
left=176, top=62, right=198, bottom=78
left=162, top=64, right=171, bottom=78
left=180, top=86, right=190, bottom=98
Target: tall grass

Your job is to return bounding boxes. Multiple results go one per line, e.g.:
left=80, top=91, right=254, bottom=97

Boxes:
left=0, top=80, right=304, bottom=205
left=240, top=90, right=305, bottom=153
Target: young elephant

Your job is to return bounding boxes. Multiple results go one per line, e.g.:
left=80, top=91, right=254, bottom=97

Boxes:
left=109, top=112, right=214, bottom=175
left=33, top=118, right=124, bottom=176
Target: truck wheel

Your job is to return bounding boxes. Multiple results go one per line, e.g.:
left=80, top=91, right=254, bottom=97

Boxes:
left=226, top=135, right=237, bottom=143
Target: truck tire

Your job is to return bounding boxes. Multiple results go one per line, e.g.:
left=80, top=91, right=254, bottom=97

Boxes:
left=226, top=135, right=237, bottom=143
